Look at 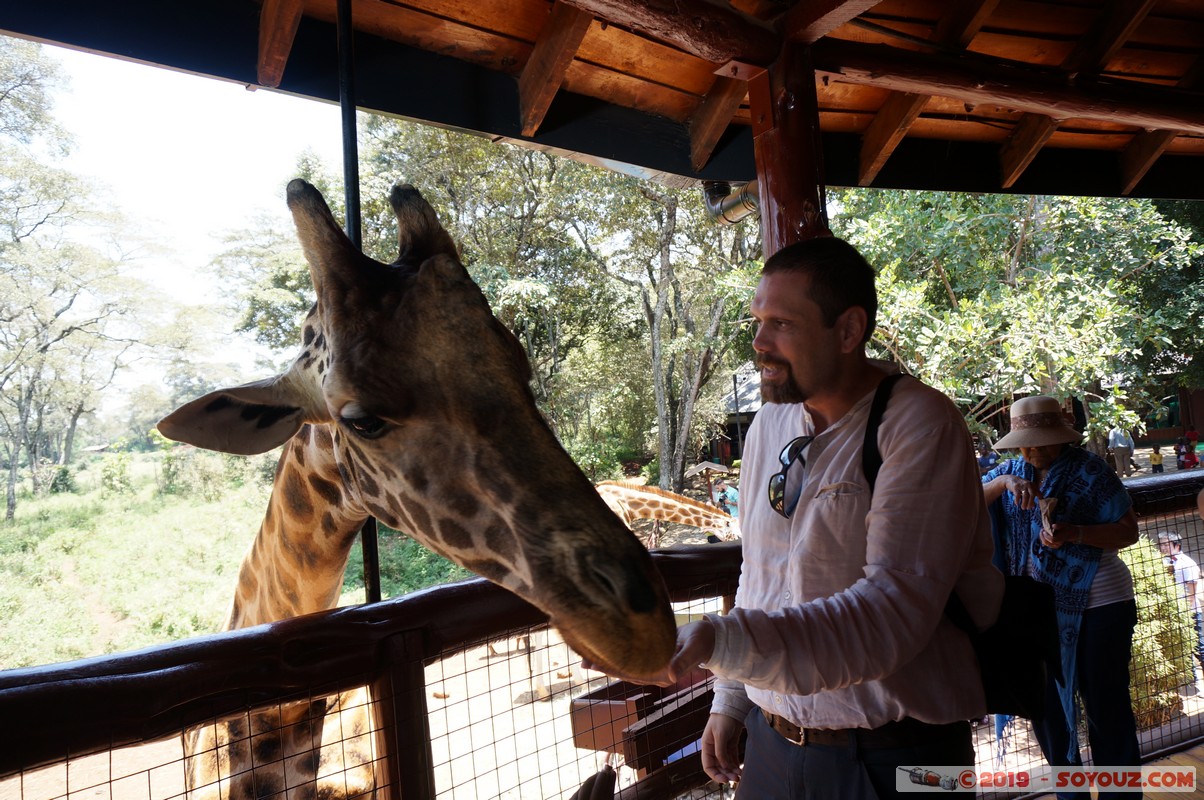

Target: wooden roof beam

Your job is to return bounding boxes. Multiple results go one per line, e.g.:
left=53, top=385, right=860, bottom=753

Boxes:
left=858, top=0, right=999, bottom=185
left=256, top=0, right=304, bottom=88
left=999, top=115, right=1059, bottom=188
left=811, top=38, right=1204, bottom=137
left=558, top=0, right=778, bottom=69
left=780, top=0, right=881, bottom=44
left=519, top=1, right=593, bottom=137
left=858, top=92, right=926, bottom=185
left=689, top=76, right=749, bottom=172
left=1063, top=0, right=1159, bottom=77
left=999, top=0, right=1157, bottom=188
left=1119, top=57, right=1204, bottom=195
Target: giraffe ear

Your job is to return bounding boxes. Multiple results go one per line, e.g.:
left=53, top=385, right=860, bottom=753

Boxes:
left=157, top=378, right=306, bottom=455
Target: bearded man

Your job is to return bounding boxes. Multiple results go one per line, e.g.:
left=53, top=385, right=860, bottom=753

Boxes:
left=594, top=237, right=1003, bottom=799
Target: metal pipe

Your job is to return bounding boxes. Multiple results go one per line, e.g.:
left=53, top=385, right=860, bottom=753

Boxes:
left=337, top=0, right=362, bottom=248
left=703, top=180, right=760, bottom=225
left=336, top=0, right=377, bottom=603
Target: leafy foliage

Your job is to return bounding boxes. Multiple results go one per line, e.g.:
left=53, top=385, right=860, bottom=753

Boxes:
left=1121, top=537, right=1195, bottom=729
left=834, top=190, right=1202, bottom=442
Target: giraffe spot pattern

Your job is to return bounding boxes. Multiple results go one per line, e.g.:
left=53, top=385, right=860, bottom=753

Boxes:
left=463, top=558, right=507, bottom=584
left=308, top=474, right=342, bottom=506
left=445, top=488, right=479, bottom=519
left=483, top=523, right=518, bottom=563
left=283, top=467, right=314, bottom=521
left=438, top=517, right=474, bottom=551
left=408, top=503, right=432, bottom=535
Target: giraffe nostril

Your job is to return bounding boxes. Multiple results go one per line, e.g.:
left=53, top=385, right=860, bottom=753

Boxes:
left=589, top=564, right=620, bottom=600
left=590, top=559, right=657, bottom=614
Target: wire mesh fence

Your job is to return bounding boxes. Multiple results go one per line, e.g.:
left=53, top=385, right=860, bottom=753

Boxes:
left=2, top=476, right=1203, bottom=800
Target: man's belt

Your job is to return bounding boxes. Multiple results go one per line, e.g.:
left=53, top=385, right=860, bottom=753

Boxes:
left=763, top=709, right=968, bottom=749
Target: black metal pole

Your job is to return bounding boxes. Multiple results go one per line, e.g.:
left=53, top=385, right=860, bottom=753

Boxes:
left=336, top=0, right=378, bottom=603
left=337, top=0, right=362, bottom=248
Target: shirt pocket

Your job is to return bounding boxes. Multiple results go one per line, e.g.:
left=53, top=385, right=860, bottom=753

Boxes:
left=795, top=481, right=871, bottom=590
left=814, top=481, right=866, bottom=501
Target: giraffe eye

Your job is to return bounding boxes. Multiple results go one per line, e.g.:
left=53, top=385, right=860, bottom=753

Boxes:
left=341, top=414, right=388, bottom=439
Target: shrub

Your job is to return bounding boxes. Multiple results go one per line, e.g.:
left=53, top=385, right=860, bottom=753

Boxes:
left=49, top=466, right=76, bottom=494
left=100, top=453, right=134, bottom=497
left=159, top=449, right=185, bottom=495
left=1122, top=537, right=1195, bottom=729
left=565, top=437, right=624, bottom=482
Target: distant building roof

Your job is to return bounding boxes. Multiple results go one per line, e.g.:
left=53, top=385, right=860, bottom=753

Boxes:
left=725, top=365, right=761, bottom=416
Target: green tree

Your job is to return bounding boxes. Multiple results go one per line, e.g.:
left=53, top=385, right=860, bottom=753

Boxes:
left=0, top=39, right=159, bottom=519
left=833, top=190, right=1201, bottom=443
left=567, top=175, right=759, bottom=489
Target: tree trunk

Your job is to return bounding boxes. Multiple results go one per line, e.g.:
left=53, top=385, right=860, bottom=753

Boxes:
left=61, top=405, right=84, bottom=465
left=5, top=449, right=17, bottom=522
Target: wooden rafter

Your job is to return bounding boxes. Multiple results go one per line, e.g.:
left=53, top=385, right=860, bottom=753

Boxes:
left=256, top=0, right=304, bottom=88
left=858, top=92, right=926, bottom=186
left=810, top=38, right=1204, bottom=137
left=999, top=115, right=1060, bottom=188
left=688, top=76, right=749, bottom=172
left=999, top=0, right=1157, bottom=189
left=1119, top=57, right=1204, bottom=195
left=519, top=1, right=594, bottom=137
left=781, top=0, right=882, bottom=44
left=857, top=0, right=999, bottom=186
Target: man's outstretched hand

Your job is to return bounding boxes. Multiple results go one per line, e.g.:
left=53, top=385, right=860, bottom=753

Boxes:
left=580, top=618, right=717, bottom=687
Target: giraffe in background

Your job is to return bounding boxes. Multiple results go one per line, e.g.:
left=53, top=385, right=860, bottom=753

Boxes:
left=157, top=180, right=675, bottom=800
left=595, top=480, right=738, bottom=547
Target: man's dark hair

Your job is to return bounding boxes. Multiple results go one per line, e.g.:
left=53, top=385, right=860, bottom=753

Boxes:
left=762, top=236, right=878, bottom=345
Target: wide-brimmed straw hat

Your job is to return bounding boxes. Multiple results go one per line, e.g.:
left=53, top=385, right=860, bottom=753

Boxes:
left=993, top=395, right=1082, bottom=450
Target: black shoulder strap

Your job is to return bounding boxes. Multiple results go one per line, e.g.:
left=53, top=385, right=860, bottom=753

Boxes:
left=861, top=373, right=906, bottom=494
left=858, top=372, right=977, bottom=633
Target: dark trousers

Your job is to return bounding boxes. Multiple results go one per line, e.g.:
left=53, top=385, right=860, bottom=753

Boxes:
left=735, top=707, right=974, bottom=800
left=1030, top=599, right=1142, bottom=800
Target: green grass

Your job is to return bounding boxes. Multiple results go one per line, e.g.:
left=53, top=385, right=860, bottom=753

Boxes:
left=1, top=451, right=469, bottom=671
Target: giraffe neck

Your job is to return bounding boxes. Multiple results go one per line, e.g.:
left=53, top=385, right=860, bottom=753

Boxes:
left=596, top=481, right=732, bottom=529
left=224, top=424, right=368, bottom=630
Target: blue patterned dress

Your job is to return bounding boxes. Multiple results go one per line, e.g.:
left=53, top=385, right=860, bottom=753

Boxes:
left=982, top=446, right=1131, bottom=757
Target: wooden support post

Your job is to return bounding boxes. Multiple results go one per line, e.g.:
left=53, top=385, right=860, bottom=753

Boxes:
left=749, top=43, right=828, bottom=259
left=374, top=629, right=435, bottom=800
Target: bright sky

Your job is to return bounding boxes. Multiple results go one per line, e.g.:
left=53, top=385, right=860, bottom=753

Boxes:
left=45, top=43, right=347, bottom=303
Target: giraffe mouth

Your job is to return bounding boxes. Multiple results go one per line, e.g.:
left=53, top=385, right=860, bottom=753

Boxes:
left=554, top=621, right=668, bottom=683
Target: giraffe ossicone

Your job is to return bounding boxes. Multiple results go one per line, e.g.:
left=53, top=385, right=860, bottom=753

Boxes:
left=157, top=179, right=675, bottom=800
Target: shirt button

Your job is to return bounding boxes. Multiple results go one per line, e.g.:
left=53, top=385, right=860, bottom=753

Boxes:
left=784, top=591, right=792, bottom=602
left=774, top=695, right=782, bottom=706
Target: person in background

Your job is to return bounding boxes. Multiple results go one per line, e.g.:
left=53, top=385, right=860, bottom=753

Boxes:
left=1157, top=530, right=1204, bottom=680
left=1149, top=445, right=1164, bottom=474
left=1108, top=426, right=1135, bottom=478
left=1177, top=433, right=1191, bottom=470
left=712, top=478, right=740, bottom=519
left=587, top=236, right=1003, bottom=799
left=983, top=396, right=1141, bottom=800
left=977, top=441, right=1000, bottom=475
left=1185, top=447, right=1200, bottom=470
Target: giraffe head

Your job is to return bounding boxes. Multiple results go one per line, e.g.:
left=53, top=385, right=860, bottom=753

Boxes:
left=158, top=179, right=675, bottom=678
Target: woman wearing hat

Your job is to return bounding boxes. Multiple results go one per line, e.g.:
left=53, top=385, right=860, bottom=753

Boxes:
left=982, top=395, right=1141, bottom=799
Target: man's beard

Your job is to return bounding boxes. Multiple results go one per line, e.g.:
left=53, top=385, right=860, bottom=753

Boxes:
left=757, top=354, right=806, bottom=404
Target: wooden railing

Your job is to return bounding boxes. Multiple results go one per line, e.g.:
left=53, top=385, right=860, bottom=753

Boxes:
left=4, top=470, right=1204, bottom=799
left=0, top=543, right=742, bottom=798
